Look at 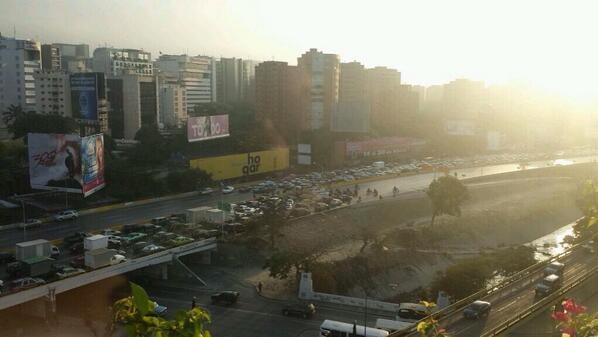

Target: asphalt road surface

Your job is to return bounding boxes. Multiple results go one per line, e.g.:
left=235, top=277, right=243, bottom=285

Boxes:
left=2, top=156, right=596, bottom=251
left=442, top=250, right=597, bottom=337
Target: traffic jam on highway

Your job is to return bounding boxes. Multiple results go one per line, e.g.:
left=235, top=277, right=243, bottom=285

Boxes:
left=0, top=150, right=590, bottom=298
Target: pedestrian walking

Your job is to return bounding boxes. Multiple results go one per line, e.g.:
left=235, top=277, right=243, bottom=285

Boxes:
left=257, top=281, right=263, bottom=293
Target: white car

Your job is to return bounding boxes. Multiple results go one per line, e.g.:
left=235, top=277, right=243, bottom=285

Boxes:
left=110, top=254, right=127, bottom=265
left=222, top=186, right=235, bottom=194
left=199, top=187, right=215, bottom=195
left=56, top=267, right=85, bottom=279
left=19, top=218, right=42, bottom=229
left=54, top=210, right=79, bottom=221
left=141, top=244, right=165, bottom=254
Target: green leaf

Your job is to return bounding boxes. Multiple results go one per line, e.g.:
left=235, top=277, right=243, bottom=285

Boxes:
left=130, top=282, right=151, bottom=316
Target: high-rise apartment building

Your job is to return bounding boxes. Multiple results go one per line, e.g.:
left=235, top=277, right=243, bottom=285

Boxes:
left=107, top=74, right=158, bottom=139
left=34, top=70, right=71, bottom=116
left=41, top=44, right=61, bottom=71
left=159, top=83, right=187, bottom=128
left=442, top=78, right=486, bottom=119
left=216, top=57, right=242, bottom=105
left=155, top=54, right=215, bottom=113
left=93, top=48, right=153, bottom=77
left=297, top=49, right=340, bottom=130
left=333, top=61, right=369, bottom=133
left=216, top=58, right=259, bottom=105
left=366, top=66, right=401, bottom=134
left=255, top=61, right=300, bottom=143
left=0, top=36, right=41, bottom=137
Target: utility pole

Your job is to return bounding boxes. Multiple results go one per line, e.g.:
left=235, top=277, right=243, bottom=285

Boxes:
left=21, top=200, right=26, bottom=241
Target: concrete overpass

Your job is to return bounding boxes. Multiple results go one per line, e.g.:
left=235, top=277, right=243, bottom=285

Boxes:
left=0, top=238, right=217, bottom=311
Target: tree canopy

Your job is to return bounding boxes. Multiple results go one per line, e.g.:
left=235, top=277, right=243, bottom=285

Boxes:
left=426, top=175, right=469, bottom=225
left=2, top=105, right=79, bottom=140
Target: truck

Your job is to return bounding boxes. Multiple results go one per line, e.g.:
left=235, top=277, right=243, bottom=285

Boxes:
left=85, top=248, right=117, bottom=269
left=84, top=235, right=108, bottom=251
left=186, top=206, right=211, bottom=224
left=205, top=208, right=225, bottom=224
left=22, top=256, right=55, bottom=277
left=16, top=239, right=51, bottom=261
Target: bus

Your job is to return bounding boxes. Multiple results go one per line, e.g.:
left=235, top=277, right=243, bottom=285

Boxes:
left=374, top=318, right=413, bottom=333
left=320, top=320, right=389, bottom=337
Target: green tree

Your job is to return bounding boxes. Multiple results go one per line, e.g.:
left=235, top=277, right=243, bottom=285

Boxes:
left=2, top=104, right=24, bottom=128
left=263, top=248, right=324, bottom=280
left=7, top=111, right=79, bottom=140
left=113, top=282, right=211, bottom=337
left=430, top=256, right=493, bottom=300
left=573, top=180, right=598, bottom=243
left=426, top=175, right=469, bottom=226
left=132, top=124, right=168, bottom=165
left=259, top=201, right=287, bottom=249
left=0, top=140, right=26, bottom=197
left=165, top=168, right=212, bottom=193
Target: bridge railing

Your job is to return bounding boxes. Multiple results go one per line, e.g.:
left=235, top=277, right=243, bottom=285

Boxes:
left=391, top=235, right=589, bottom=337
left=480, top=264, right=598, bottom=337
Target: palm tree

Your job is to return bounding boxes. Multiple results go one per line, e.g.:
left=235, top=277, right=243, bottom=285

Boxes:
left=2, top=104, right=24, bottom=127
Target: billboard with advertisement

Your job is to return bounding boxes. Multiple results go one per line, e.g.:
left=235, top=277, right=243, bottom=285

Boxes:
left=28, top=133, right=105, bottom=197
left=28, top=133, right=83, bottom=193
left=344, top=137, right=425, bottom=158
left=80, top=134, right=106, bottom=196
left=189, top=148, right=289, bottom=180
left=187, top=115, right=230, bottom=142
left=444, top=119, right=476, bottom=136
left=70, top=73, right=98, bottom=121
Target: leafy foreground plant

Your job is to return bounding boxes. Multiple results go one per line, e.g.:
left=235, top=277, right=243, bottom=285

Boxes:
left=551, top=298, right=597, bottom=337
left=416, top=301, right=449, bottom=337
left=113, top=282, right=211, bottom=337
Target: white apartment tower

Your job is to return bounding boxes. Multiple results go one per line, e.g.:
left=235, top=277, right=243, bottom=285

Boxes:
left=155, top=54, right=216, bottom=112
left=34, top=70, right=71, bottom=116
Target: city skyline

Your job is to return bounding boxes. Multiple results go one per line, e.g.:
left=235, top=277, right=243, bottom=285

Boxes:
left=3, top=0, right=598, bottom=101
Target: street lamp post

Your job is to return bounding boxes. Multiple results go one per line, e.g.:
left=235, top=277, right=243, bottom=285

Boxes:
left=20, top=200, right=27, bottom=241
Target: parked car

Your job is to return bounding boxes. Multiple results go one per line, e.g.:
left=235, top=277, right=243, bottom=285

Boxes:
left=282, top=303, right=316, bottom=318
left=121, top=232, right=148, bottom=245
left=64, top=232, right=90, bottom=247
left=0, top=252, right=16, bottom=264
left=122, top=224, right=144, bottom=235
left=222, top=186, right=235, bottom=194
left=69, top=242, right=85, bottom=254
left=211, top=291, right=240, bottom=305
left=53, top=209, right=79, bottom=221
left=70, top=256, right=85, bottom=268
left=10, top=277, right=45, bottom=291
left=199, top=187, right=214, bottom=195
left=237, top=186, right=251, bottom=193
left=50, top=245, right=61, bottom=258
left=167, top=236, right=194, bottom=246
left=463, top=300, right=491, bottom=319
left=102, top=229, right=122, bottom=236
left=56, top=267, right=85, bottom=279
left=6, top=261, right=24, bottom=278
left=110, top=254, right=127, bottom=265
left=141, top=244, right=165, bottom=254
left=19, top=218, right=42, bottom=229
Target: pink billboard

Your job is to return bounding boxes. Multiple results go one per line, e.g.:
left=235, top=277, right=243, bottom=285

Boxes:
left=187, top=115, right=230, bottom=142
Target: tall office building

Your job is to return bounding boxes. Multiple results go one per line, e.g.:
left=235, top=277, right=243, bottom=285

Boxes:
left=107, top=74, right=158, bottom=139
left=241, top=60, right=259, bottom=104
left=442, top=78, right=486, bottom=119
left=216, top=57, right=242, bottom=104
left=41, top=44, right=61, bottom=71
left=366, top=66, right=401, bottom=135
left=255, top=61, right=300, bottom=143
left=297, top=49, right=340, bottom=131
left=333, top=61, right=369, bottom=133
left=155, top=54, right=215, bottom=113
left=0, top=36, right=41, bottom=127
left=93, top=47, right=153, bottom=77
left=34, top=70, right=71, bottom=116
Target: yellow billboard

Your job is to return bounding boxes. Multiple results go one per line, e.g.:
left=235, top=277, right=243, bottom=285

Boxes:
left=190, top=148, right=290, bottom=180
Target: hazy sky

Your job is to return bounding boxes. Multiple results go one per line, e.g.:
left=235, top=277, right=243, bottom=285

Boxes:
left=2, top=0, right=598, bottom=99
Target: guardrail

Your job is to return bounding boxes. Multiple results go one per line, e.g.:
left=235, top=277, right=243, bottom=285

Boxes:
left=391, top=235, right=589, bottom=337
left=481, top=264, right=598, bottom=337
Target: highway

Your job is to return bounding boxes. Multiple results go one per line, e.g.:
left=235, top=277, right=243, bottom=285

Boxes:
left=440, top=249, right=598, bottom=337
left=2, top=155, right=596, bottom=251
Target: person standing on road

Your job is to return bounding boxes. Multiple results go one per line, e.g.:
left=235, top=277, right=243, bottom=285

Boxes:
left=257, top=281, right=263, bottom=294
left=191, top=297, right=197, bottom=309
